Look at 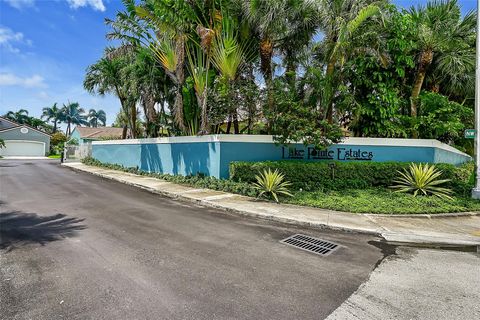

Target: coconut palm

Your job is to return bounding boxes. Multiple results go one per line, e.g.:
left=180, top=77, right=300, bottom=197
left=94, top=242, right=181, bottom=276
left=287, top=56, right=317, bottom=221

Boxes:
left=62, top=102, right=88, bottom=136
left=88, top=109, right=107, bottom=127
left=408, top=0, right=476, bottom=117
left=41, top=103, right=62, bottom=132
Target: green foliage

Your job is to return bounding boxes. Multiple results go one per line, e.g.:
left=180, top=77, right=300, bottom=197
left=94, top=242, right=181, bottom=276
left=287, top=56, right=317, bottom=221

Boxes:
left=416, top=92, right=473, bottom=144
left=230, top=160, right=474, bottom=196
left=253, top=168, right=293, bottom=202
left=391, top=163, right=453, bottom=199
left=287, top=188, right=480, bottom=214
left=50, top=132, right=67, bottom=155
left=3, top=109, right=53, bottom=133
left=0, top=138, right=5, bottom=149
left=270, top=77, right=344, bottom=149
left=81, top=157, right=260, bottom=198
left=66, top=138, right=79, bottom=146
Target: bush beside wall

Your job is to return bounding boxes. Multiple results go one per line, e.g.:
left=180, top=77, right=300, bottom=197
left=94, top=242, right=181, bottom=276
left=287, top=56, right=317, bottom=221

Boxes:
left=82, top=157, right=260, bottom=197
left=230, top=160, right=475, bottom=196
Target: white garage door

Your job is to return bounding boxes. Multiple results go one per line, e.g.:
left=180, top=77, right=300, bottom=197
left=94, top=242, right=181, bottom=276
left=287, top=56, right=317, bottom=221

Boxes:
left=0, top=140, right=45, bottom=157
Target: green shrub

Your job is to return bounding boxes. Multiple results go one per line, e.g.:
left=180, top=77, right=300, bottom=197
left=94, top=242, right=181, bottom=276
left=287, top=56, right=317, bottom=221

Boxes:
left=81, top=157, right=260, bottom=198
left=253, top=168, right=293, bottom=202
left=230, top=160, right=474, bottom=196
left=391, top=163, right=453, bottom=199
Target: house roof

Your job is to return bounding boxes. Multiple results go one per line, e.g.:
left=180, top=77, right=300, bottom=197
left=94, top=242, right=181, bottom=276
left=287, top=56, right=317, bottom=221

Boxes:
left=74, top=126, right=124, bottom=139
left=0, top=116, right=51, bottom=137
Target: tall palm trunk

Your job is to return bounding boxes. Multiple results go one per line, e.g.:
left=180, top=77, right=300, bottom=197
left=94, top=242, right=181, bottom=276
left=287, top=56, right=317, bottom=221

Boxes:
left=260, top=37, right=274, bottom=133
left=410, top=49, right=434, bottom=117
left=174, top=37, right=186, bottom=132
left=325, top=57, right=336, bottom=123
left=130, top=103, right=137, bottom=139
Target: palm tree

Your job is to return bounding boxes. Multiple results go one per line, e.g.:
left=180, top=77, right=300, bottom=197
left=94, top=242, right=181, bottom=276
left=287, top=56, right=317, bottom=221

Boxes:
left=41, top=103, right=62, bottom=132
left=88, top=109, right=107, bottom=127
left=408, top=0, right=476, bottom=117
left=241, top=0, right=290, bottom=132
left=4, top=109, right=30, bottom=124
left=62, top=102, right=88, bottom=136
left=317, top=0, right=381, bottom=123
left=84, top=51, right=138, bottom=138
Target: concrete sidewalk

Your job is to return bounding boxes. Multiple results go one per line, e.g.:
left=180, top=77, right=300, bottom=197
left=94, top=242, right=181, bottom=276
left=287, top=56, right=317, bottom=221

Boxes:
left=62, top=162, right=480, bottom=248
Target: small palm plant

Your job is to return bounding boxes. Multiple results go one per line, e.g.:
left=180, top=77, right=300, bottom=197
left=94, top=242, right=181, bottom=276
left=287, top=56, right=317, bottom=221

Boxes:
left=390, top=163, right=453, bottom=199
left=253, top=168, right=293, bottom=202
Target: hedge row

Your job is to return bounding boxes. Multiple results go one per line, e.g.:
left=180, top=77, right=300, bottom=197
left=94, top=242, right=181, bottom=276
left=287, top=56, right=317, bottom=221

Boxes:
left=81, top=157, right=260, bottom=197
left=229, top=160, right=475, bottom=196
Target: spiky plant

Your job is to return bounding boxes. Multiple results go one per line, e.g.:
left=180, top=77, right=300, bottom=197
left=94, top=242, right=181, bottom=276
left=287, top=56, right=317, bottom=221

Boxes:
left=390, top=163, right=453, bottom=199
left=253, top=168, right=293, bottom=202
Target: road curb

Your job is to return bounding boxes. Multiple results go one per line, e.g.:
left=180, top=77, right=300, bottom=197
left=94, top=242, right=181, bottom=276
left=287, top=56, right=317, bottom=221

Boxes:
left=63, top=164, right=383, bottom=236
left=62, top=163, right=480, bottom=248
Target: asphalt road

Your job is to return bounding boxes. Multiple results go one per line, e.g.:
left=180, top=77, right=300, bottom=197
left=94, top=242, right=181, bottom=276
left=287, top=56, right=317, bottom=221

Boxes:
left=1, top=160, right=387, bottom=320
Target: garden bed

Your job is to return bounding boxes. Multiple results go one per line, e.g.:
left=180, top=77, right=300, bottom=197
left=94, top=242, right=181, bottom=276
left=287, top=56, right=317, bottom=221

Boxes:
left=81, top=157, right=480, bottom=215
left=286, top=188, right=480, bottom=214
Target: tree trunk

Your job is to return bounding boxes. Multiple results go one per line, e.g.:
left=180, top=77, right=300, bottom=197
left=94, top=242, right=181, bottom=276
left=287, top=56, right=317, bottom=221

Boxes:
left=410, top=49, right=434, bottom=118
left=53, top=120, right=57, bottom=133
left=174, top=37, right=186, bottom=132
left=325, top=58, right=336, bottom=123
left=122, top=125, right=127, bottom=139
left=260, top=37, right=274, bottom=134
left=226, top=115, right=232, bottom=134
left=285, top=48, right=296, bottom=86
left=130, top=103, right=137, bottom=139
left=233, top=111, right=239, bottom=134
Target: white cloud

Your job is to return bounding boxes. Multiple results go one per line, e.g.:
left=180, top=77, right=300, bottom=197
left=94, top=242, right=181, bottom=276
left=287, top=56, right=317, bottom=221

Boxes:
left=37, top=91, right=51, bottom=100
left=4, top=0, right=35, bottom=10
left=66, top=0, right=106, bottom=12
left=0, top=73, right=47, bottom=88
left=0, top=26, right=32, bottom=53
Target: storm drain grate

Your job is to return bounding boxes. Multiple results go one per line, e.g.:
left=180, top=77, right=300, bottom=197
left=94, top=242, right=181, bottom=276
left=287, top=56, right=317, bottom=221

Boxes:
left=280, top=234, right=341, bottom=256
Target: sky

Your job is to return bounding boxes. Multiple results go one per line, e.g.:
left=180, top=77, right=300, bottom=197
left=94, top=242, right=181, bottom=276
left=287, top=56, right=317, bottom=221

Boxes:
left=0, top=0, right=477, bottom=127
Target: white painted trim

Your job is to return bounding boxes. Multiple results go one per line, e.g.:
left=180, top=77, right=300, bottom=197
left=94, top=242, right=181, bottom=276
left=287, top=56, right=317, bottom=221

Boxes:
left=0, top=124, right=51, bottom=137
left=0, top=140, right=46, bottom=156
left=91, top=135, right=471, bottom=157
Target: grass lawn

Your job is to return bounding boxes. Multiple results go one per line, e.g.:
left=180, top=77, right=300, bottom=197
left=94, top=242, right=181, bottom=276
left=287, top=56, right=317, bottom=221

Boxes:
left=48, top=154, right=61, bottom=159
left=285, top=188, right=480, bottom=214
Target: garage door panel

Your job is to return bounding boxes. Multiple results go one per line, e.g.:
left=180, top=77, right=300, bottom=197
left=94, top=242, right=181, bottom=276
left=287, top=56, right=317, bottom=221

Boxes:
left=0, top=141, right=45, bottom=156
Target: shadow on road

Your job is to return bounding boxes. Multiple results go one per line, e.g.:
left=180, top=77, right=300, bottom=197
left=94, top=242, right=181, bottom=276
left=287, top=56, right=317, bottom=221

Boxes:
left=0, top=211, right=86, bottom=251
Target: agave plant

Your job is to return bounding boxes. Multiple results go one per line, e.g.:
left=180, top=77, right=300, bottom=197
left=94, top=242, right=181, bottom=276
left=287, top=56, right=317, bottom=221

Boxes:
left=391, top=163, right=453, bottom=199
left=253, top=168, right=293, bottom=202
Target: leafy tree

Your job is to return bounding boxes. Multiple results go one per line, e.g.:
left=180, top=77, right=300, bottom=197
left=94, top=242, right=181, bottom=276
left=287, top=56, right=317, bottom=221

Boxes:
left=270, top=76, right=343, bottom=149
left=316, top=0, right=382, bottom=123
left=416, top=92, right=473, bottom=145
left=340, top=7, right=415, bottom=137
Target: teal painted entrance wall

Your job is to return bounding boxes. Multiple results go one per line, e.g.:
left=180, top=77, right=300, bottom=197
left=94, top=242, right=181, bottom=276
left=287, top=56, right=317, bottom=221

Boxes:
left=91, top=136, right=471, bottom=179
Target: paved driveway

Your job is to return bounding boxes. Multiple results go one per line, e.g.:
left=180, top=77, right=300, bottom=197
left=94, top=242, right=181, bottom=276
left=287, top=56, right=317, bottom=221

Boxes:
left=0, top=160, right=387, bottom=320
